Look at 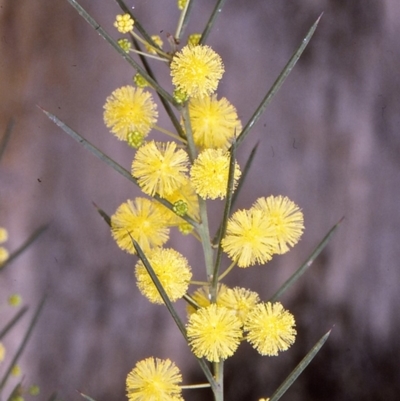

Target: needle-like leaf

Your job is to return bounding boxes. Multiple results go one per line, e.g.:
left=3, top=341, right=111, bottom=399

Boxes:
left=0, top=118, right=14, bottom=164
left=236, top=13, right=323, bottom=148
left=0, top=225, right=48, bottom=272
left=212, top=139, right=237, bottom=294
left=269, top=329, right=332, bottom=401
left=0, top=307, right=28, bottom=341
left=269, top=217, right=343, bottom=302
left=0, top=295, right=47, bottom=390
left=200, top=0, right=229, bottom=44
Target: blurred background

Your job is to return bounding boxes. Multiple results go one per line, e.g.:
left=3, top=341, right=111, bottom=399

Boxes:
left=1, top=0, right=399, bottom=400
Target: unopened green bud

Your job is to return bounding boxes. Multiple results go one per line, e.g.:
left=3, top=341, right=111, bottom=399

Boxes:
left=188, top=34, right=201, bottom=46
left=117, top=38, right=132, bottom=53
left=127, top=131, right=145, bottom=148
left=178, top=222, right=193, bottom=235
left=133, top=74, right=149, bottom=88
left=173, top=89, right=188, bottom=104
left=173, top=200, right=188, bottom=217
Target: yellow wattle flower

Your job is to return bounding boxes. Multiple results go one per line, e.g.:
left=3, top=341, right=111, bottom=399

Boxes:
left=221, top=208, right=278, bottom=268
left=188, top=95, right=242, bottom=150
left=187, top=304, right=242, bottom=362
left=252, top=195, right=304, bottom=254
left=190, top=148, right=241, bottom=200
left=244, top=302, right=297, bottom=356
left=111, top=198, right=170, bottom=255
left=218, top=287, right=260, bottom=325
left=186, top=283, right=229, bottom=316
left=131, top=141, right=189, bottom=198
left=103, top=86, right=158, bottom=141
left=135, top=247, right=192, bottom=304
left=170, top=45, right=224, bottom=98
left=126, top=357, right=183, bottom=401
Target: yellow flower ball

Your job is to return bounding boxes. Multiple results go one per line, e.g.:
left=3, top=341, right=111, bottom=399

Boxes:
left=170, top=45, right=224, bottom=98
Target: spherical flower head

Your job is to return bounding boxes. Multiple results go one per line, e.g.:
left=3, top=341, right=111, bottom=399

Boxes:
left=135, top=248, right=192, bottom=304
left=0, top=227, right=8, bottom=243
left=111, top=198, right=170, bottom=255
left=118, top=38, right=132, bottom=53
left=0, top=247, right=9, bottom=264
left=244, top=302, right=296, bottom=356
left=103, top=86, right=158, bottom=141
left=187, top=304, right=242, bottom=362
left=186, top=283, right=229, bottom=315
left=218, top=287, right=260, bottom=325
left=187, top=33, right=201, bottom=47
left=190, top=149, right=241, bottom=200
left=114, top=14, right=134, bottom=34
left=252, top=196, right=304, bottom=254
left=188, top=95, right=242, bottom=150
left=145, top=35, right=163, bottom=54
left=132, top=141, right=189, bottom=198
left=0, top=342, right=5, bottom=362
left=221, top=208, right=278, bottom=268
left=126, top=357, right=183, bottom=401
left=170, top=45, right=224, bottom=98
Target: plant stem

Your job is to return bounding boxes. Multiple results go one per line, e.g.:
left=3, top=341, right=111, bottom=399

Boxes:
left=213, top=361, right=224, bottom=401
left=197, top=197, right=214, bottom=280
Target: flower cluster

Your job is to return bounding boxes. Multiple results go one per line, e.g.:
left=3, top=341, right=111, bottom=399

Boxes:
left=99, top=10, right=308, bottom=401
left=186, top=285, right=296, bottom=362
left=222, top=195, right=304, bottom=267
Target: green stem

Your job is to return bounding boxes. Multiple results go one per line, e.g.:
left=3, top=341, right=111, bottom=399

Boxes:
left=200, top=0, right=229, bottom=44
left=175, top=0, right=194, bottom=42
left=181, top=383, right=211, bottom=390
left=129, top=30, right=171, bottom=60
left=213, top=361, right=224, bottom=401
left=180, top=103, right=197, bottom=162
left=217, top=261, right=236, bottom=281
left=153, top=125, right=185, bottom=142
left=197, top=197, right=214, bottom=280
